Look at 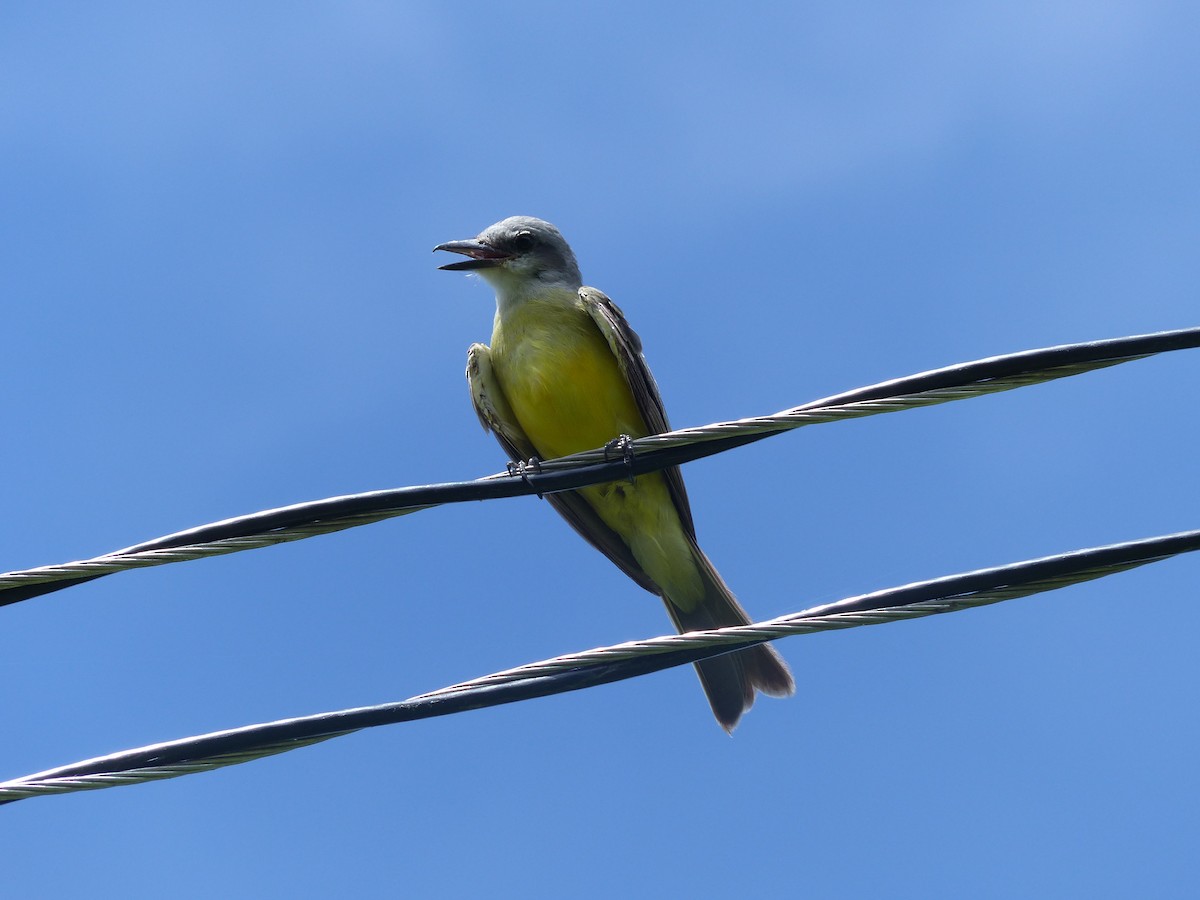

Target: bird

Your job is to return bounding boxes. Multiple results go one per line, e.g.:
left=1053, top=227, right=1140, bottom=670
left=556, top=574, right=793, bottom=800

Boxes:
left=435, top=216, right=794, bottom=731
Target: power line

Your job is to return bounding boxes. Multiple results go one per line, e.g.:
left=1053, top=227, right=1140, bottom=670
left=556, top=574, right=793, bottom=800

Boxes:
left=3, top=327, right=1197, bottom=607
left=3, top=527, right=1195, bottom=804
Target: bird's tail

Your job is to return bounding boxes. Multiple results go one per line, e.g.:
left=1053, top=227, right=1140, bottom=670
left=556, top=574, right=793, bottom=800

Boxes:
left=662, top=541, right=795, bottom=732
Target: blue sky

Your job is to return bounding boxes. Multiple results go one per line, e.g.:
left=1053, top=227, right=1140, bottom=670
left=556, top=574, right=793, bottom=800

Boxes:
left=3, top=2, right=1199, bottom=897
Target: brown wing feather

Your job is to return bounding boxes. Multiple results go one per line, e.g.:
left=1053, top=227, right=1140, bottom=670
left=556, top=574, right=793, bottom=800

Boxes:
left=580, top=287, right=696, bottom=538
left=583, top=291, right=796, bottom=728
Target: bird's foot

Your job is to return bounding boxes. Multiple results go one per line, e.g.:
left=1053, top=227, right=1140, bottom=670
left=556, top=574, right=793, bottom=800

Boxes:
left=604, top=434, right=637, bottom=485
left=506, top=456, right=544, bottom=498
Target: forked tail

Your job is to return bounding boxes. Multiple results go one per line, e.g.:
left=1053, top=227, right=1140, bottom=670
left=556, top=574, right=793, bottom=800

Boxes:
left=662, top=542, right=795, bottom=732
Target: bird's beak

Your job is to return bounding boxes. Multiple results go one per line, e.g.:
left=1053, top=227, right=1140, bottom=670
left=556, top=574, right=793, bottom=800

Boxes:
left=433, top=238, right=511, bottom=271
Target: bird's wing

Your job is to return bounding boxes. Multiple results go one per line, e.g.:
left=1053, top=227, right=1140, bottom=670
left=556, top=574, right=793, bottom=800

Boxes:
left=467, top=341, right=659, bottom=594
left=466, top=342, right=537, bottom=461
left=581, top=287, right=696, bottom=537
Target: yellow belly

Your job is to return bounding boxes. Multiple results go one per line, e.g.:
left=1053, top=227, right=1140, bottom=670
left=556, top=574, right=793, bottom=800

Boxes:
left=490, top=297, right=703, bottom=606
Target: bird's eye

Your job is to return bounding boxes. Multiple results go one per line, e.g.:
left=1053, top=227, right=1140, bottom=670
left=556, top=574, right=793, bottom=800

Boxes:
left=511, top=233, right=535, bottom=253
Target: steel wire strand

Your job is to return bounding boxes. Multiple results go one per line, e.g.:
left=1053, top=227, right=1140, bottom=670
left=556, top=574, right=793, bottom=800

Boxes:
left=3, top=328, right=1197, bottom=607
left=3, top=528, right=1196, bottom=805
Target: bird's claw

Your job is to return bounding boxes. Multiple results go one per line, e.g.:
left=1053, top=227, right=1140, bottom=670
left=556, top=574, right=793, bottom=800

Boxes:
left=604, top=434, right=637, bottom=485
left=506, top=456, right=544, bottom=498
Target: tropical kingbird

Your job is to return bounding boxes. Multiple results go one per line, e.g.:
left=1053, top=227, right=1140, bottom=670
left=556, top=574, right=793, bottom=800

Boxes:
left=435, top=216, right=794, bottom=730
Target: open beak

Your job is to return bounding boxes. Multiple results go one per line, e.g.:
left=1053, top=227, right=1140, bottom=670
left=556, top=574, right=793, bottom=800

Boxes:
left=433, top=238, right=511, bottom=271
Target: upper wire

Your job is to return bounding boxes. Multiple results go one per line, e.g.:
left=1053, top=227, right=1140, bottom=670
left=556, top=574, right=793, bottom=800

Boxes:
left=3, top=326, right=1198, bottom=608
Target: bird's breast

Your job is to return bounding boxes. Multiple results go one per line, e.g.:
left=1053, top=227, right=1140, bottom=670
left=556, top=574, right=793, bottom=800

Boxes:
left=491, top=301, right=648, bottom=460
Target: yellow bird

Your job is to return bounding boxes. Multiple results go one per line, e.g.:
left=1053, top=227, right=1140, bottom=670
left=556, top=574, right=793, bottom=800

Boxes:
left=435, top=216, right=793, bottom=730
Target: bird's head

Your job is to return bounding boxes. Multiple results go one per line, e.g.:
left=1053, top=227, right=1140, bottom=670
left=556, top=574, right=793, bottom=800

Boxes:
left=434, top=216, right=583, bottom=300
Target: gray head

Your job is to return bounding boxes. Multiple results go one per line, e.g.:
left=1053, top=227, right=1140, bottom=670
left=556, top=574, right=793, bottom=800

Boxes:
left=433, top=216, right=583, bottom=295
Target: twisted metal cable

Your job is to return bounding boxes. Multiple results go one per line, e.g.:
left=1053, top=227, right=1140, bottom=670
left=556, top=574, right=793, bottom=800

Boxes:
left=0, top=510, right=428, bottom=598
left=4, top=527, right=1196, bottom=805
left=3, top=327, right=1197, bottom=607
left=1, top=735, right=344, bottom=801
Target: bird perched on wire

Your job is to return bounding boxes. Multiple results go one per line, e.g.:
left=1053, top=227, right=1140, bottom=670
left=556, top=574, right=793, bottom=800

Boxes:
left=435, top=216, right=794, bottom=730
